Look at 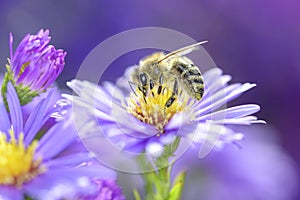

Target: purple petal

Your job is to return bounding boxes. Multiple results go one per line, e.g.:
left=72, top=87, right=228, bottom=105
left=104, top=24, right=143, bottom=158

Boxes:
left=194, top=83, right=256, bottom=117
left=23, top=101, right=44, bottom=141
left=165, top=112, right=190, bottom=130
left=11, top=29, right=65, bottom=91
left=212, top=116, right=266, bottom=125
left=202, top=72, right=232, bottom=99
left=68, top=80, right=116, bottom=113
left=195, top=104, right=261, bottom=122
left=24, top=90, right=55, bottom=145
left=68, top=95, right=113, bottom=122
left=0, top=102, right=10, bottom=133
left=25, top=169, right=98, bottom=200
left=0, top=186, right=23, bottom=200
left=203, top=68, right=223, bottom=84
left=107, top=106, right=157, bottom=138
left=36, top=116, right=76, bottom=160
left=192, top=123, right=244, bottom=158
left=7, top=82, right=23, bottom=137
left=194, top=83, right=241, bottom=111
left=102, top=81, right=125, bottom=101
left=45, top=153, right=94, bottom=168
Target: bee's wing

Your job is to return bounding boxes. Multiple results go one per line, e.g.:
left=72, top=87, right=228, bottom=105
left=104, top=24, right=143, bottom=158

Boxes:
left=157, top=41, right=208, bottom=63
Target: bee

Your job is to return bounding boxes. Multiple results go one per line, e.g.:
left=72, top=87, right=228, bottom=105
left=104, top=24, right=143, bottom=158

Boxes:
left=129, top=41, right=207, bottom=108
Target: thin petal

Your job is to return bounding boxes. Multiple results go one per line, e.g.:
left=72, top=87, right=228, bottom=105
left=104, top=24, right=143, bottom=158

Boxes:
left=194, top=83, right=256, bottom=117
left=7, top=82, right=23, bottom=137
left=45, top=153, right=94, bottom=168
left=24, top=90, right=55, bottom=145
left=195, top=104, right=261, bottom=122
left=0, top=186, right=23, bottom=200
left=203, top=74, right=232, bottom=98
left=165, top=112, right=190, bottom=130
left=211, top=116, right=266, bottom=125
left=203, top=68, right=223, bottom=84
left=102, top=81, right=125, bottom=101
left=191, top=123, right=245, bottom=158
left=195, top=83, right=241, bottom=111
left=36, top=116, right=76, bottom=160
left=0, top=102, right=10, bottom=133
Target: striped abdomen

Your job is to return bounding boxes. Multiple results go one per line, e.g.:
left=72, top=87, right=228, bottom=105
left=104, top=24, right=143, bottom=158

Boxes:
left=172, top=61, right=204, bottom=100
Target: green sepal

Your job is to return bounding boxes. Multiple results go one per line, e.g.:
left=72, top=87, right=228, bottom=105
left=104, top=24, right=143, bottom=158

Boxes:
left=133, top=188, right=142, bottom=200
left=156, top=137, right=180, bottom=168
left=1, top=63, right=41, bottom=109
left=169, top=171, right=186, bottom=200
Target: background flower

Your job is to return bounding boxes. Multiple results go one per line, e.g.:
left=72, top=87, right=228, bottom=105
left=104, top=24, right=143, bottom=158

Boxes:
left=175, top=125, right=299, bottom=200
left=0, top=83, right=117, bottom=200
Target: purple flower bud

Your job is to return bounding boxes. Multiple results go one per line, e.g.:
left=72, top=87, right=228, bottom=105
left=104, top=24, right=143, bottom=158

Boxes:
left=9, top=29, right=66, bottom=91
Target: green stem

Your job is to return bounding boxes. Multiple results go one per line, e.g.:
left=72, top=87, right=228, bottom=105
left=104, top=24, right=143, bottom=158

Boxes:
left=135, top=137, right=186, bottom=200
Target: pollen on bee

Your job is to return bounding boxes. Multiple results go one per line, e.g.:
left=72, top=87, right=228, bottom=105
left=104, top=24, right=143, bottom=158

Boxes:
left=126, top=83, right=189, bottom=132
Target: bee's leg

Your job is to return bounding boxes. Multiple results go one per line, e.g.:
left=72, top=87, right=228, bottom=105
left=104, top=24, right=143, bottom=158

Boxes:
left=157, top=73, right=164, bottom=95
left=149, top=79, right=155, bottom=97
left=165, top=78, right=179, bottom=108
left=128, top=81, right=138, bottom=97
left=173, top=77, right=179, bottom=95
left=138, top=72, right=149, bottom=102
left=138, top=86, right=147, bottom=103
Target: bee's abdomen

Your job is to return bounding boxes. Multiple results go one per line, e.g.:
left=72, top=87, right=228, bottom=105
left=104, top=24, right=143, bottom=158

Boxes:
left=173, top=62, right=204, bottom=100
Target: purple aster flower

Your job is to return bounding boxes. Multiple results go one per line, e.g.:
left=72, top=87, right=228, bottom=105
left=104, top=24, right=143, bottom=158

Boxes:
left=2, top=29, right=66, bottom=106
left=9, top=29, right=66, bottom=91
left=65, top=67, right=264, bottom=158
left=0, top=82, right=116, bottom=200
left=173, top=125, right=299, bottom=200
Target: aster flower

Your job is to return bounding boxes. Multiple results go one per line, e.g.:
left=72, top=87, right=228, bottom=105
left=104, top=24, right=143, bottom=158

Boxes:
left=2, top=29, right=66, bottom=106
left=0, top=82, right=116, bottom=200
left=174, top=125, right=299, bottom=200
left=65, top=67, right=264, bottom=158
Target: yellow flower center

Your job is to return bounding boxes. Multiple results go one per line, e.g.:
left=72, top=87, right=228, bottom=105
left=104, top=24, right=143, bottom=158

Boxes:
left=0, top=129, right=45, bottom=187
left=126, top=84, right=192, bottom=133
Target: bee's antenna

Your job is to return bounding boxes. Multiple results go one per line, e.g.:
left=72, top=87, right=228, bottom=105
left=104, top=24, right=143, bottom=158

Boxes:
left=157, top=40, right=208, bottom=64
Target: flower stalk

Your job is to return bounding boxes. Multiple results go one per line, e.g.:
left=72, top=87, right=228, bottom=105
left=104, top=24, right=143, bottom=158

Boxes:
left=135, top=137, right=185, bottom=200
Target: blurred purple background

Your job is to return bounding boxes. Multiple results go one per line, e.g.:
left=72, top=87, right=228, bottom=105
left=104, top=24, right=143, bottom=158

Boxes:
left=0, top=1, right=299, bottom=199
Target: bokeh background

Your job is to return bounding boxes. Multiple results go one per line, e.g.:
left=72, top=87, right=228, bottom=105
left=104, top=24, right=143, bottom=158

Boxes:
left=0, top=1, right=299, bottom=199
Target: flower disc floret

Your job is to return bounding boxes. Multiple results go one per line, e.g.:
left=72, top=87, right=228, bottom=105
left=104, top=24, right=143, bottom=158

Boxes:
left=126, top=84, right=192, bottom=132
left=0, top=130, right=44, bottom=187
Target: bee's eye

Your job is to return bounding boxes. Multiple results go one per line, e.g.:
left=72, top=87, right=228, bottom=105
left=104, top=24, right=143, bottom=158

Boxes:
left=139, top=72, right=148, bottom=86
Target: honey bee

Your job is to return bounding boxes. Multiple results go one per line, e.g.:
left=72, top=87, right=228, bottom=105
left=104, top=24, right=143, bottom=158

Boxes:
left=129, top=41, right=207, bottom=108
